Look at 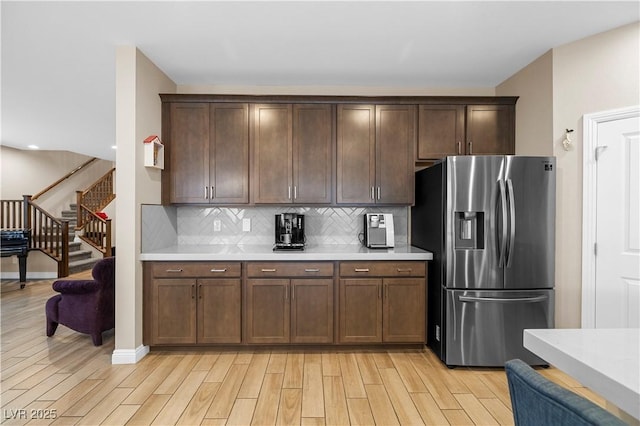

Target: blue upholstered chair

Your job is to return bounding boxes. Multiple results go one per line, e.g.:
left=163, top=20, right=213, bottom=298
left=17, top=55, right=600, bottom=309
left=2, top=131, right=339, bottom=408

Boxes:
left=505, top=359, right=627, bottom=426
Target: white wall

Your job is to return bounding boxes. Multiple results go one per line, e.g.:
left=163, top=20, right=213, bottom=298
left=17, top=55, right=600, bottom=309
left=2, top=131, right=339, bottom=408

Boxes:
left=497, top=22, right=640, bottom=328
left=113, top=46, right=176, bottom=363
left=497, top=50, right=553, bottom=156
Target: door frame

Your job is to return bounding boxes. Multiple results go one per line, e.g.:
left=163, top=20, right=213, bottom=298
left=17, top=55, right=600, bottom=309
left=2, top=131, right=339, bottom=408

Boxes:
left=581, top=105, right=640, bottom=328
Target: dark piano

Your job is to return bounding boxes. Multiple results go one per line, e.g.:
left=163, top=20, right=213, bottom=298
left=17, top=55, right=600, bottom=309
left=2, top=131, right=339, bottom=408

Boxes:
left=1, top=229, right=30, bottom=288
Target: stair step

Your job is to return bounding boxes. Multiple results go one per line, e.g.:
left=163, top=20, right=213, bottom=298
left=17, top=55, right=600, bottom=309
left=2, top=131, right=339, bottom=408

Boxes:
left=69, top=241, right=82, bottom=252
left=61, top=210, right=76, bottom=217
left=68, top=257, right=100, bottom=274
left=69, top=249, right=92, bottom=262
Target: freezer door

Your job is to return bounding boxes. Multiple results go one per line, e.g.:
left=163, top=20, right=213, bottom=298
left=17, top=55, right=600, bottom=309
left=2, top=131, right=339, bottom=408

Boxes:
left=503, top=157, right=556, bottom=289
left=446, top=156, right=504, bottom=289
left=444, top=289, right=554, bottom=367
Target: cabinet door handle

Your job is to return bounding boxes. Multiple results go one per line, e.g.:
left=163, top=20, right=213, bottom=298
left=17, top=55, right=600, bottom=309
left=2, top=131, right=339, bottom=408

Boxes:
left=210, top=268, right=227, bottom=273
left=457, top=141, right=462, bottom=155
left=261, top=268, right=277, bottom=272
left=294, top=186, right=297, bottom=200
left=165, top=269, right=183, bottom=273
left=397, top=268, right=412, bottom=273
left=288, top=186, right=291, bottom=200
left=370, top=187, right=374, bottom=200
left=204, top=186, right=209, bottom=199
left=468, top=141, right=473, bottom=154
left=198, top=284, right=202, bottom=299
left=304, top=268, right=320, bottom=273
left=354, top=268, right=370, bottom=273
left=377, top=187, right=381, bottom=200
left=191, top=284, right=196, bottom=299
left=211, top=186, right=215, bottom=199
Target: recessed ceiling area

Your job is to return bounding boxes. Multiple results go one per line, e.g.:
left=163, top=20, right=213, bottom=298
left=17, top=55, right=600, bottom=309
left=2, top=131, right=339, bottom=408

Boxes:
left=2, top=1, right=638, bottom=160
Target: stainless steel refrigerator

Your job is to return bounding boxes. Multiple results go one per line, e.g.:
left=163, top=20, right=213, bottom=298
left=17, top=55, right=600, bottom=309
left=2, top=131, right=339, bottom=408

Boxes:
left=411, top=156, right=555, bottom=367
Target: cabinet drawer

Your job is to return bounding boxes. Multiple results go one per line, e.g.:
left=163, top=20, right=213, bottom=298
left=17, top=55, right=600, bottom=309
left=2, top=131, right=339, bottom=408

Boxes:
left=151, top=262, right=241, bottom=278
left=247, top=262, right=334, bottom=277
left=339, top=261, right=425, bottom=277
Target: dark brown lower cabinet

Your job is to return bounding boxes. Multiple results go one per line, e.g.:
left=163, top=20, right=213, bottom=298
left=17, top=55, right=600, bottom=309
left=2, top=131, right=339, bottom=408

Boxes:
left=339, top=278, right=382, bottom=343
left=198, top=279, right=241, bottom=344
left=245, top=279, right=290, bottom=344
left=151, top=278, right=197, bottom=345
left=150, top=278, right=241, bottom=345
left=244, top=277, right=334, bottom=344
left=383, top=278, right=425, bottom=342
left=145, top=262, right=242, bottom=345
left=338, top=261, right=426, bottom=344
left=144, top=260, right=424, bottom=347
left=291, top=279, right=334, bottom=343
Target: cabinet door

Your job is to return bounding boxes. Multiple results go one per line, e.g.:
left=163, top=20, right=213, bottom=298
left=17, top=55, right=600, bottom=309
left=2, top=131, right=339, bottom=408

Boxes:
left=210, top=104, right=249, bottom=204
left=291, top=279, right=334, bottom=343
left=253, top=104, right=293, bottom=203
left=245, top=279, right=290, bottom=343
left=465, top=105, right=515, bottom=155
left=198, top=279, right=241, bottom=344
left=170, top=103, right=209, bottom=203
left=417, top=105, right=465, bottom=160
left=293, top=104, right=333, bottom=204
left=336, top=105, right=376, bottom=204
left=152, top=279, right=196, bottom=344
left=376, top=105, right=416, bottom=204
left=339, top=278, right=382, bottom=343
left=383, top=278, right=425, bottom=343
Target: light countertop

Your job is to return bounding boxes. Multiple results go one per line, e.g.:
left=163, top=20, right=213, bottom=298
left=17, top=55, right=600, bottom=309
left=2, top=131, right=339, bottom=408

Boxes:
left=140, top=243, right=432, bottom=261
left=524, top=328, right=640, bottom=420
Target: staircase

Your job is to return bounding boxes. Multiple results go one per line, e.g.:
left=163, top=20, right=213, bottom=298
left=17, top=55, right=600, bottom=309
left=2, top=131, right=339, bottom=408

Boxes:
left=61, top=204, right=100, bottom=274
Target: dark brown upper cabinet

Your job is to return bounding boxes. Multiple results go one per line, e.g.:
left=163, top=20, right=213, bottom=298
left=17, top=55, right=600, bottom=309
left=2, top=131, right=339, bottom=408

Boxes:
left=252, top=104, right=333, bottom=204
left=417, top=103, right=515, bottom=161
left=465, top=104, right=515, bottom=155
left=337, top=104, right=416, bottom=205
left=165, top=103, right=249, bottom=204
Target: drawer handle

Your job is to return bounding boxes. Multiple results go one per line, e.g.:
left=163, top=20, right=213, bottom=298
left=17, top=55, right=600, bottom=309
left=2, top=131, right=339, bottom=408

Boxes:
left=261, top=268, right=277, bottom=272
left=354, top=268, right=370, bottom=273
left=210, top=268, right=227, bottom=273
left=397, top=268, right=412, bottom=273
left=166, top=269, right=183, bottom=273
left=304, top=268, right=320, bottom=273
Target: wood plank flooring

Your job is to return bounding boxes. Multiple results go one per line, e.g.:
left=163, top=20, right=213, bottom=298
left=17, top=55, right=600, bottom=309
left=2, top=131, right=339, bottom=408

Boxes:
left=1, top=275, right=606, bottom=425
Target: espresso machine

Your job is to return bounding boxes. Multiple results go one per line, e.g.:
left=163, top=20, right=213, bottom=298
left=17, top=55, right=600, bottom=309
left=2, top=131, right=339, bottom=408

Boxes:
left=274, top=213, right=305, bottom=250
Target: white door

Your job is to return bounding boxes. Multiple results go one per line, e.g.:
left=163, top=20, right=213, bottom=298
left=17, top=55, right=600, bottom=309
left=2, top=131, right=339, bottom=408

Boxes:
left=594, top=115, right=640, bottom=328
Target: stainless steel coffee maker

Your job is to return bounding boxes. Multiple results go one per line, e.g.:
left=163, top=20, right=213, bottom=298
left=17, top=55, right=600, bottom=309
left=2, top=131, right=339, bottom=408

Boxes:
left=274, top=213, right=305, bottom=250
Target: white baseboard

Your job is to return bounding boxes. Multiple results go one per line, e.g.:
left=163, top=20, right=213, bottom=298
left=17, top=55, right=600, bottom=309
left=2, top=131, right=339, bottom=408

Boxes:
left=1, top=272, right=58, bottom=280
left=111, top=345, right=149, bottom=364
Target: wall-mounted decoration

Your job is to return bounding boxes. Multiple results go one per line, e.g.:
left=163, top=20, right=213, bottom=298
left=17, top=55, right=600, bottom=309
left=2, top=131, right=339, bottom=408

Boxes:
left=144, top=135, right=164, bottom=169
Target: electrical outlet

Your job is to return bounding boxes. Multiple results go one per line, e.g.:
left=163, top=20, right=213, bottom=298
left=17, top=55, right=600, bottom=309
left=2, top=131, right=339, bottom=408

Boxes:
left=213, top=219, right=221, bottom=232
left=242, top=218, right=251, bottom=232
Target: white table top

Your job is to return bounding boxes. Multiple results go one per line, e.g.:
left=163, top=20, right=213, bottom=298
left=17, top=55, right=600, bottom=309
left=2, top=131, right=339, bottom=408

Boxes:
left=524, top=328, right=640, bottom=420
left=140, top=243, right=433, bottom=262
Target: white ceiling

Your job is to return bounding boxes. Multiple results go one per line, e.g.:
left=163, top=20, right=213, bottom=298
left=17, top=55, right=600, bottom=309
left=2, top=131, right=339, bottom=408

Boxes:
left=2, top=1, right=638, bottom=161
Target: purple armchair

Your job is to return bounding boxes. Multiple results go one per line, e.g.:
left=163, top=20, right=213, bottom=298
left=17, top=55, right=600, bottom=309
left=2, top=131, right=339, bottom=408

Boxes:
left=45, top=256, right=115, bottom=346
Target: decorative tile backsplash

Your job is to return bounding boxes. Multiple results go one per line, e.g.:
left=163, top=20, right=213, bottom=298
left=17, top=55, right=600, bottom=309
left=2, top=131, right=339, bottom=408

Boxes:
left=142, top=205, right=408, bottom=249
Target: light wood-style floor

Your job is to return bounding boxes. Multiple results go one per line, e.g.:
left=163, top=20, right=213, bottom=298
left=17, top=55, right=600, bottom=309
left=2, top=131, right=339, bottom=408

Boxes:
left=1, top=274, right=606, bottom=426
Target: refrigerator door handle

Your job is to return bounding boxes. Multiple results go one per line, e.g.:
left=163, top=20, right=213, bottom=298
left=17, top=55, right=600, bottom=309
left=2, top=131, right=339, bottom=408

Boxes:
left=506, top=179, right=516, bottom=268
left=459, top=295, right=548, bottom=303
left=498, top=180, right=508, bottom=267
